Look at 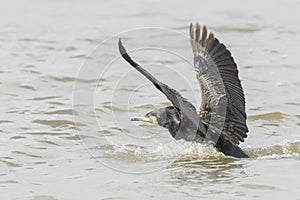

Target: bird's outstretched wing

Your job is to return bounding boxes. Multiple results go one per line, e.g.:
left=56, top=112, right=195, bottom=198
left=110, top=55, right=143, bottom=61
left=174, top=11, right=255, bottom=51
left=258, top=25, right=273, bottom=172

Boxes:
left=189, top=23, right=248, bottom=144
left=118, top=39, right=206, bottom=133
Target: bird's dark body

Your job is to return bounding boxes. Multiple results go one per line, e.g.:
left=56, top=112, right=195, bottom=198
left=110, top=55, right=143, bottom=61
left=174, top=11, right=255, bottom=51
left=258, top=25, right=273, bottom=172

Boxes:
left=118, top=23, right=249, bottom=158
left=146, top=106, right=248, bottom=158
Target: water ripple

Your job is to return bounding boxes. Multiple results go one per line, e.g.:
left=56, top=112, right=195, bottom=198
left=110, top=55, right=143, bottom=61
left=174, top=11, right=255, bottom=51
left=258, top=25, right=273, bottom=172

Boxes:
left=32, top=119, right=84, bottom=128
left=45, top=109, right=76, bottom=115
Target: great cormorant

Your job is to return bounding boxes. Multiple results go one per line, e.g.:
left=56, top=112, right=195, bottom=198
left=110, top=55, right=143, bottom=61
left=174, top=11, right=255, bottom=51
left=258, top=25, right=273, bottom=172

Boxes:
left=118, top=23, right=249, bottom=158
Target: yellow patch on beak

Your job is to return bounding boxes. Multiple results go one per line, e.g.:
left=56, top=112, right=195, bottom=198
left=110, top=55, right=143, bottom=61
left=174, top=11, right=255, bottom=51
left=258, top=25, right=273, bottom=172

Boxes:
left=131, top=116, right=157, bottom=124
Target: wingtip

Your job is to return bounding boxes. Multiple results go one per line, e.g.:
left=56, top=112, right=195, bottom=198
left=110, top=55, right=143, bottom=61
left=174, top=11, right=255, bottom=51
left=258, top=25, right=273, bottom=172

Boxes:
left=195, top=23, right=200, bottom=42
left=118, top=38, right=127, bottom=56
left=117, top=38, right=140, bottom=68
left=189, top=23, right=194, bottom=39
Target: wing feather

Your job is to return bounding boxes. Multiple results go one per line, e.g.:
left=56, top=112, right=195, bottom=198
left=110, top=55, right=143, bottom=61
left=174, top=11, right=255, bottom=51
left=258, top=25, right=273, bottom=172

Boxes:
left=118, top=39, right=206, bottom=133
left=189, top=23, right=248, bottom=144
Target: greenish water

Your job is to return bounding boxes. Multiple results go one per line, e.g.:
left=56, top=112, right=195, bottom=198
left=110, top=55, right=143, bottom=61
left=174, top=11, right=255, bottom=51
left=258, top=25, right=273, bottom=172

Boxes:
left=0, top=0, right=299, bottom=199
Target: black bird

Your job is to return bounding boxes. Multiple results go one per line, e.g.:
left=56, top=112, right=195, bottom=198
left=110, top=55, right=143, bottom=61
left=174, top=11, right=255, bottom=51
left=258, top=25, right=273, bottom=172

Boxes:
left=118, top=23, right=249, bottom=158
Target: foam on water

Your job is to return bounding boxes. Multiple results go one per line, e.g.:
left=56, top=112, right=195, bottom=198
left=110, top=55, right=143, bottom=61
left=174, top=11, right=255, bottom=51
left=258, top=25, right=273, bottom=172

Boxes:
left=96, top=139, right=300, bottom=164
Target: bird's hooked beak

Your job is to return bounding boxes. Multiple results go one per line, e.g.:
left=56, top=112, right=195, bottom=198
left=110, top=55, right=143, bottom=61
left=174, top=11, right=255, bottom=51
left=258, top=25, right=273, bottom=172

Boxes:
left=130, top=115, right=158, bottom=124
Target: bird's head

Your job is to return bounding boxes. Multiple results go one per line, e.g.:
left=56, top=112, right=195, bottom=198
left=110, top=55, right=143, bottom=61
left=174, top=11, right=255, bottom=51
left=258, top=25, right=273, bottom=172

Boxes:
left=131, top=106, right=181, bottom=129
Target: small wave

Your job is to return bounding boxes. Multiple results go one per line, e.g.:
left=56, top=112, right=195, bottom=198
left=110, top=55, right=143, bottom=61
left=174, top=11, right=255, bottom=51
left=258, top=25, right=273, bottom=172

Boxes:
left=213, top=25, right=262, bottom=33
left=45, top=75, right=100, bottom=83
left=18, top=84, right=36, bottom=91
left=12, top=151, right=42, bottom=158
left=29, top=96, right=61, bottom=101
left=0, top=120, right=13, bottom=124
left=0, top=180, right=18, bottom=184
left=248, top=112, right=284, bottom=120
left=0, top=159, right=22, bottom=167
left=45, top=109, right=76, bottom=115
left=21, top=131, right=69, bottom=136
left=101, top=104, right=128, bottom=112
left=32, top=119, right=84, bottom=128
left=245, top=141, right=300, bottom=159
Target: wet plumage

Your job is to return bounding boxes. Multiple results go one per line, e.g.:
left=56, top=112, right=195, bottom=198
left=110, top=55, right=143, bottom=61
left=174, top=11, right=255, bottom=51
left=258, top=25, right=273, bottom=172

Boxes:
left=118, top=23, right=249, bottom=158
